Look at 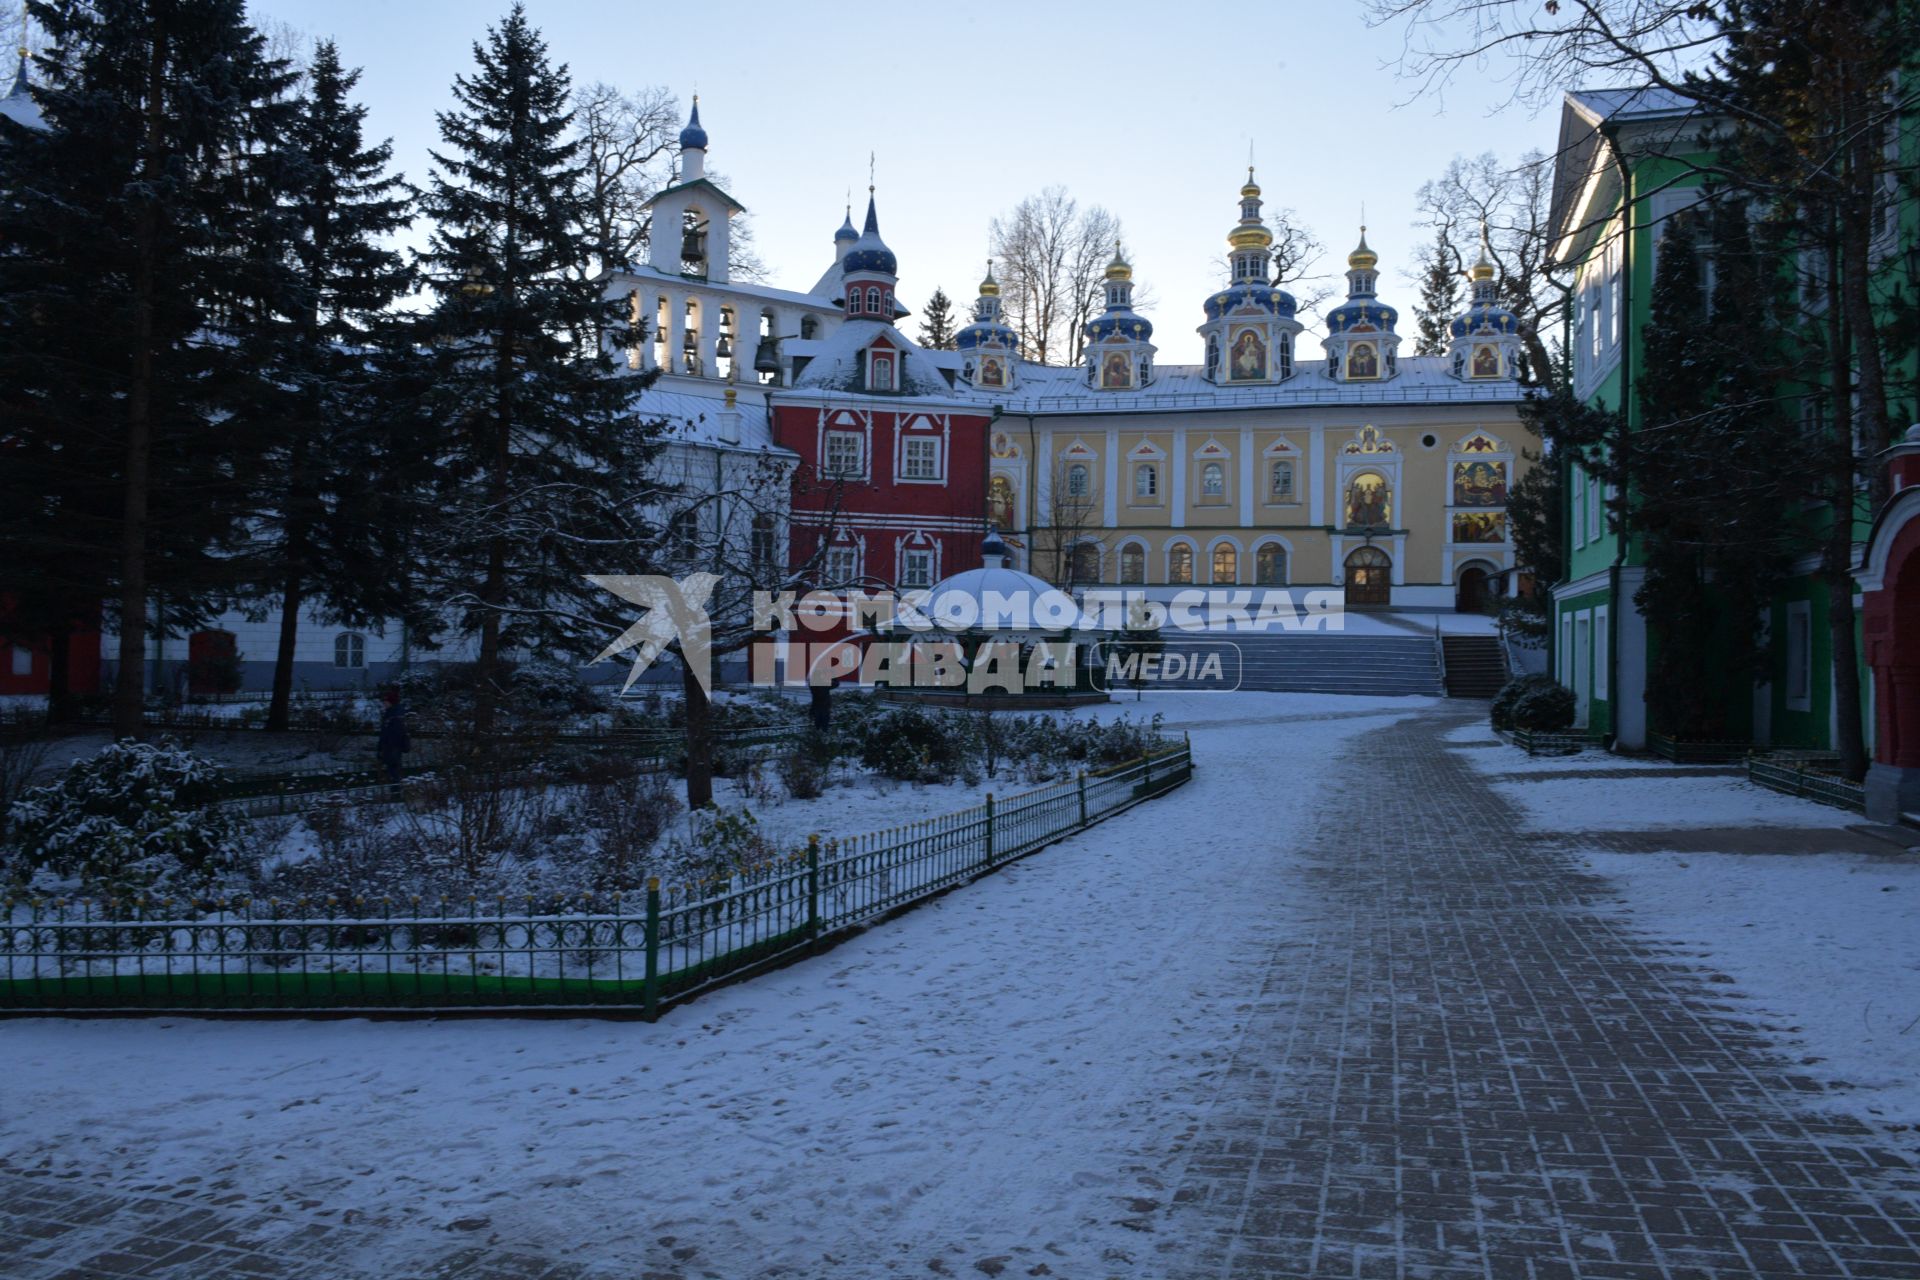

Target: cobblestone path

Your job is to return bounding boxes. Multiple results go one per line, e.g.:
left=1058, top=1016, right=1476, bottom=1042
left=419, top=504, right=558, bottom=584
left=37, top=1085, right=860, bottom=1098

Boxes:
left=1173, top=709, right=1920, bottom=1279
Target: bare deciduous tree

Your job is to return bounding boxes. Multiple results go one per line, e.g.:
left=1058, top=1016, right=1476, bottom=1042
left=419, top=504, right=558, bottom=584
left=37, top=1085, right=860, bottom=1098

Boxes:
left=571, top=81, right=678, bottom=277
left=989, top=188, right=1130, bottom=365
left=1414, top=150, right=1564, bottom=387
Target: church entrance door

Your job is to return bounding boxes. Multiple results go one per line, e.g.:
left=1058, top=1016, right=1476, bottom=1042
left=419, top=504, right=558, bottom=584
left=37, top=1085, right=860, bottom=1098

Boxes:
left=1344, top=547, right=1391, bottom=611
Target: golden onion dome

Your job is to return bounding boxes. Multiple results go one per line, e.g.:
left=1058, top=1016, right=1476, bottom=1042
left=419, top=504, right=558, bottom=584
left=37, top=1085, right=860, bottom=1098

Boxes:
left=1348, top=228, right=1378, bottom=270
left=1105, top=247, right=1133, bottom=282
left=979, top=261, right=1001, bottom=297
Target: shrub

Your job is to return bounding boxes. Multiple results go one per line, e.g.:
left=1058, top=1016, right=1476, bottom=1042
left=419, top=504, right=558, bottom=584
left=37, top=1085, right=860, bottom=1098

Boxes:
left=1510, top=682, right=1576, bottom=731
left=1490, top=674, right=1577, bottom=733
left=777, top=750, right=826, bottom=800
left=4, top=738, right=243, bottom=895
left=578, top=770, right=681, bottom=890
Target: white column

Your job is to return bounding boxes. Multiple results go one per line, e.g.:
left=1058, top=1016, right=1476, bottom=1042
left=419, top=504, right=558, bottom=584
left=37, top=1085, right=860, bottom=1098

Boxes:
left=1035, top=429, right=1054, bottom=525
left=1238, top=427, right=1254, bottom=526
left=666, top=291, right=686, bottom=376
left=1103, top=429, right=1119, bottom=527
left=1309, top=425, right=1325, bottom=525
left=697, top=295, right=719, bottom=379
left=1171, top=433, right=1187, bottom=528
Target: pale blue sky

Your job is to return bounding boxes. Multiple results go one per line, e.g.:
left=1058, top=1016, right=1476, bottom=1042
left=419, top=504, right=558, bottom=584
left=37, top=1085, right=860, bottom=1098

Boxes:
left=247, top=0, right=1558, bottom=363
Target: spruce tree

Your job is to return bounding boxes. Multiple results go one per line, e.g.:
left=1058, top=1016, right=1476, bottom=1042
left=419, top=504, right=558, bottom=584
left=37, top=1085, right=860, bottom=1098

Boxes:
left=917, top=287, right=957, bottom=350
left=411, top=4, right=651, bottom=731
left=1410, top=228, right=1460, bottom=357
left=239, top=41, right=418, bottom=730
left=0, top=0, right=297, bottom=736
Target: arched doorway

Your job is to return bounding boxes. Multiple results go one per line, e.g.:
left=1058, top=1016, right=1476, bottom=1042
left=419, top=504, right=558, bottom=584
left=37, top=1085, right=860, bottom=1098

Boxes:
left=1862, top=481, right=1920, bottom=821
left=1456, top=561, right=1494, bottom=613
left=1344, top=546, right=1391, bottom=610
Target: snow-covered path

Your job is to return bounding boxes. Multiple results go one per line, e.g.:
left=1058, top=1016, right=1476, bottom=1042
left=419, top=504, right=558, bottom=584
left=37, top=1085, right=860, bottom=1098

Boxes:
left=0, top=693, right=1424, bottom=1279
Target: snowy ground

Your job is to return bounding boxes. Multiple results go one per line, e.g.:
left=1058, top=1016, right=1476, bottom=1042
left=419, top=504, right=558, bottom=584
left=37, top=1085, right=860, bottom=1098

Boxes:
left=0, top=691, right=1430, bottom=1279
left=1449, top=723, right=1920, bottom=1134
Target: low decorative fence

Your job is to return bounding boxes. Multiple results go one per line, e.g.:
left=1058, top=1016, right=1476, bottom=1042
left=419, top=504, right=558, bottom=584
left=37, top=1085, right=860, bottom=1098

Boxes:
left=0, top=742, right=1194, bottom=1017
left=1648, top=733, right=1752, bottom=764
left=1504, top=728, right=1592, bottom=757
left=1747, top=752, right=1866, bottom=814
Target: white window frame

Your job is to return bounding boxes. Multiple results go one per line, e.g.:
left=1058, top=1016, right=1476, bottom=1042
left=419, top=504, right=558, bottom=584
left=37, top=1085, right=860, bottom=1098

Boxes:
left=1585, top=467, right=1602, bottom=543
left=334, top=632, right=365, bottom=670
left=1133, top=463, right=1158, bottom=500
left=1118, top=542, right=1147, bottom=584
left=900, top=435, right=941, bottom=482
left=1572, top=467, right=1587, bottom=549
left=867, top=348, right=897, bottom=392
left=1594, top=606, right=1609, bottom=701
left=900, top=547, right=934, bottom=589
left=1785, top=600, right=1813, bottom=713
left=1199, top=461, right=1225, bottom=499
left=1066, top=463, right=1091, bottom=499
left=824, top=545, right=861, bottom=585
left=825, top=430, right=865, bottom=479
left=1269, top=459, right=1294, bottom=501
left=11, top=645, right=32, bottom=676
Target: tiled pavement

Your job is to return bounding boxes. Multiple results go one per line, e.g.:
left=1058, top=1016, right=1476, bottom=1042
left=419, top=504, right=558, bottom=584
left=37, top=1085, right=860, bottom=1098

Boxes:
left=6, top=705, right=1920, bottom=1279
left=1173, top=710, right=1920, bottom=1279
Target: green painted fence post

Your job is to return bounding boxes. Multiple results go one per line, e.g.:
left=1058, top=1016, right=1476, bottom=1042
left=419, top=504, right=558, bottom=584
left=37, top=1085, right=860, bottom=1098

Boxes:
left=1077, top=770, right=1088, bottom=827
left=1142, top=751, right=1152, bottom=792
left=983, top=794, right=995, bottom=868
left=807, top=834, right=821, bottom=944
left=643, top=877, right=661, bottom=1021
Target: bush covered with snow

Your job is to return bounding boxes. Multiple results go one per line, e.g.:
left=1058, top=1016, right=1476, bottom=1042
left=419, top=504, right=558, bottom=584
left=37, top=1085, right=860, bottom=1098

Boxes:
left=1492, top=675, right=1576, bottom=732
left=4, top=738, right=244, bottom=895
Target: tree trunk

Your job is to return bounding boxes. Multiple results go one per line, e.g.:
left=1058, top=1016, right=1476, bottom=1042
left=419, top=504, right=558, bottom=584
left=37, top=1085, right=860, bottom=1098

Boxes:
left=44, top=616, right=71, bottom=728
left=266, top=570, right=303, bottom=732
left=681, top=656, right=713, bottom=809
left=110, top=33, right=170, bottom=741
left=1824, top=273, right=1870, bottom=780
left=1837, top=140, right=1894, bottom=510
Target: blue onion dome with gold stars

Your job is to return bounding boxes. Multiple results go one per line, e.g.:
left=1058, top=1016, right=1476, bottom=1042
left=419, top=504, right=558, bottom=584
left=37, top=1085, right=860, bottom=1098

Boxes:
left=1206, top=168, right=1297, bottom=320
left=1449, top=233, right=1519, bottom=337
left=678, top=97, right=708, bottom=150
left=1084, top=248, right=1154, bottom=342
left=956, top=263, right=1018, bottom=351
left=841, top=194, right=897, bottom=277
left=1325, top=228, right=1399, bottom=335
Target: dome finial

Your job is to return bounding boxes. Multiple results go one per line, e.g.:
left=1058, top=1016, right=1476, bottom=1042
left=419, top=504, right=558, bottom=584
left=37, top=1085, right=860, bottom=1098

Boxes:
left=678, top=96, right=708, bottom=151
left=1471, top=218, right=1495, bottom=281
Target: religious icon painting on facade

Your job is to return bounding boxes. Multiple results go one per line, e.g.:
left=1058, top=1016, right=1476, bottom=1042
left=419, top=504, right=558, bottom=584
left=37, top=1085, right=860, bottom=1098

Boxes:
left=1229, top=327, right=1267, bottom=381
left=987, top=475, right=1015, bottom=530
left=1346, top=472, right=1391, bottom=526
left=1347, top=343, right=1379, bottom=379
left=1452, top=461, right=1508, bottom=507
left=1472, top=345, right=1501, bottom=377
left=980, top=356, right=1005, bottom=387
left=1101, top=351, right=1131, bottom=388
left=1452, top=512, right=1507, bottom=543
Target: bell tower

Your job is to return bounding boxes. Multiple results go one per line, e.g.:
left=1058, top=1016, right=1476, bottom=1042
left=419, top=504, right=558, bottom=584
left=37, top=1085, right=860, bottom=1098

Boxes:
left=643, top=97, right=743, bottom=283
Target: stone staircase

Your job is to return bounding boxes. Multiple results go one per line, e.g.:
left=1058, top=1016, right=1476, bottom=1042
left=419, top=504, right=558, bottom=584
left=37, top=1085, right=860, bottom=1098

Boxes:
left=1441, top=634, right=1507, bottom=699
left=1150, top=631, right=1444, bottom=696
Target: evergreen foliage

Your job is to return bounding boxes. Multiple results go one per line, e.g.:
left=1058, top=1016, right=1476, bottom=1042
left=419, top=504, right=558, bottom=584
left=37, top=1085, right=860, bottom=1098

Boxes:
left=1410, top=227, right=1460, bottom=356
left=917, top=286, right=957, bottom=349
left=0, top=0, right=299, bottom=735
left=407, top=4, right=659, bottom=729
left=238, top=40, right=421, bottom=731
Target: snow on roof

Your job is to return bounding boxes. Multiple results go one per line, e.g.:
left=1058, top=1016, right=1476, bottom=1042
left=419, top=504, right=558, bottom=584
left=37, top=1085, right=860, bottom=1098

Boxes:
left=787, top=319, right=961, bottom=401
left=628, top=382, right=789, bottom=453
left=1, top=61, right=46, bottom=133
left=1565, top=85, right=1697, bottom=125
left=949, top=355, right=1527, bottom=416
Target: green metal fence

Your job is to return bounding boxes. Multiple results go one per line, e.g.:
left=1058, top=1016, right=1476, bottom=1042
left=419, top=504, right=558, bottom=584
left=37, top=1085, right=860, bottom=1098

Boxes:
left=0, top=742, right=1194, bottom=1017
left=1747, top=752, right=1866, bottom=813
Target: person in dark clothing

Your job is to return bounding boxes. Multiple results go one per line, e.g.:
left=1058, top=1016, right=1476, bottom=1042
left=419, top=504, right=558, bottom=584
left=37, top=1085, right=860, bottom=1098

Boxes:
left=377, top=689, right=409, bottom=783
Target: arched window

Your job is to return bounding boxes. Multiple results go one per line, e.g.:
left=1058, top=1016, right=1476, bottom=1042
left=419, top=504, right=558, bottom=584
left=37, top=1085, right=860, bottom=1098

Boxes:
left=1120, top=544, right=1145, bottom=584
left=1068, top=543, right=1101, bottom=584
left=1168, top=543, right=1194, bottom=584
left=669, top=509, right=700, bottom=558
left=1066, top=463, right=1090, bottom=498
left=1278, top=334, right=1293, bottom=378
left=866, top=286, right=881, bottom=315
left=1211, top=544, right=1237, bottom=583
left=1134, top=463, right=1157, bottom=498
left=1201, top=462, right=1225, bottom=498
left=1256, top=544, right=1287, bottom=584
left=1269, top=460, right=1294, bottom=500
left=334, top=632, right=364, bottom=669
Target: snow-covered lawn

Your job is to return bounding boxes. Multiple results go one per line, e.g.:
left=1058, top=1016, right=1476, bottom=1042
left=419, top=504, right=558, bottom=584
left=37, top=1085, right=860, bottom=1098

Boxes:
left=1585, top=848, right=1920, bottom=1132
left=0, top=692, right=1431, bottom=1279
left=1449, top=729, right=1920, bottom=1133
